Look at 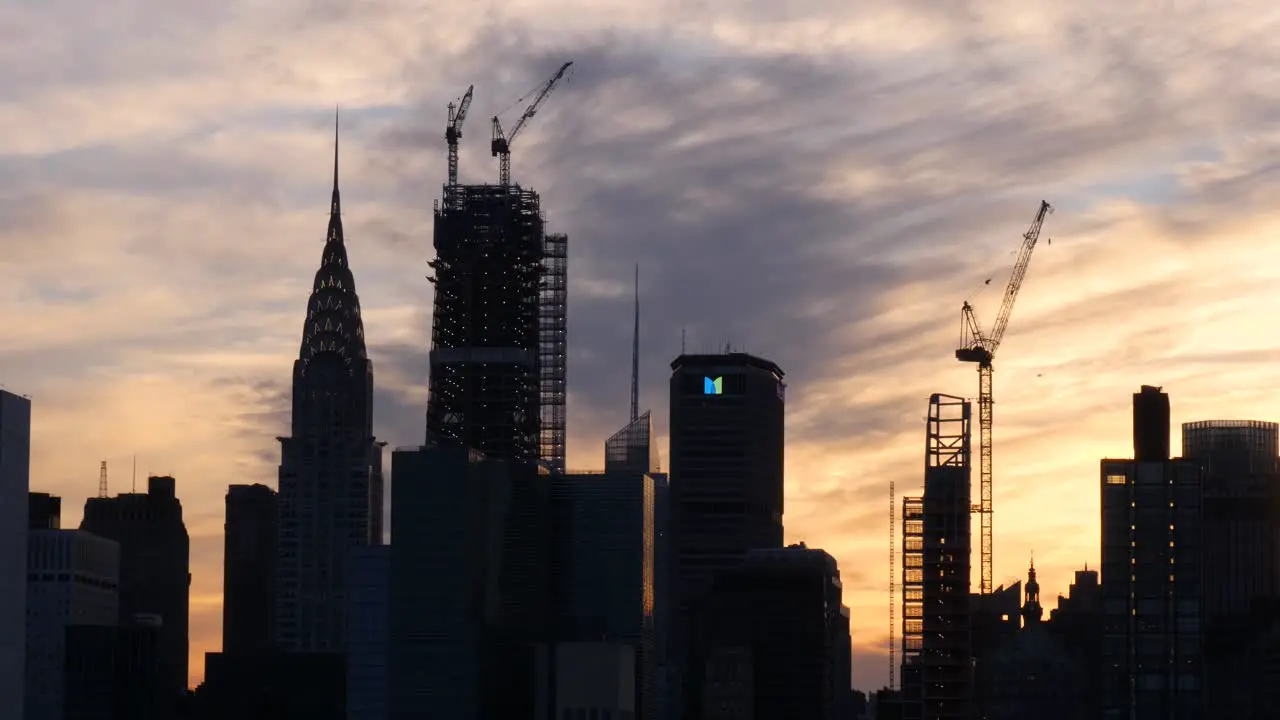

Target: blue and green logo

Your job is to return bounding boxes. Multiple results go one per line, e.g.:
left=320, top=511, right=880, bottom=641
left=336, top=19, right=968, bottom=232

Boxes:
left=704, top=376, right=723, bottom=395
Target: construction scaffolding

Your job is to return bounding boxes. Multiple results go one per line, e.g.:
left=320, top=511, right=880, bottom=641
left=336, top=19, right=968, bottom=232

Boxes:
left=426, top=184, right=550, bottom=466
left=901, top=393, right=972, bottom=720
left=540, top=232, right=568, bottom=473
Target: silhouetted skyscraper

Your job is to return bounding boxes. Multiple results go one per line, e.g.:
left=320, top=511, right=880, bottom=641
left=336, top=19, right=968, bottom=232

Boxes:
left=425, top=184, right=568, bottom=471
left=28, top=492, right=59, bottom=529
left=0, top=390, right=31, bottom=718
left=276, top=122, right=385, bottom=653
left=1182, top=419, right=1280, bottom=718
left=80, top=475, right=190, bottom=701
left=669, top=352, right=785, bottom=685
left=1100, top=386, right=1203, bottom=719
left=223, top=484, right=277, bottom=655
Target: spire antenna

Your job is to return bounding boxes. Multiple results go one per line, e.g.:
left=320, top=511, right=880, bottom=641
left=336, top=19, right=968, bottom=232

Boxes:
left=630, top=264, right=640, bottom=422
left=331, top=106, right=341, bottom=215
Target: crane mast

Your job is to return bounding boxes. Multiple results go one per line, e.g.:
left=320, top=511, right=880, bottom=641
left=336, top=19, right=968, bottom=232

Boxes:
left=445, top=85, right=474, bottom=205
left=491, top=61, right=573, bottom=186
left=955, top=199, right=1053, bottom=595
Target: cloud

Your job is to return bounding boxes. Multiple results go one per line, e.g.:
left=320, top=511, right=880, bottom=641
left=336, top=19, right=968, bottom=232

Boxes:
left=5, top=0, right=1280, bottom=694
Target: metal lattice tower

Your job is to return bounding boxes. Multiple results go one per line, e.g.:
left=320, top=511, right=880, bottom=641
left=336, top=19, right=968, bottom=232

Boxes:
left=539, top=233, right=568, bottom=472
left=98, top=461, right=108, bottom=498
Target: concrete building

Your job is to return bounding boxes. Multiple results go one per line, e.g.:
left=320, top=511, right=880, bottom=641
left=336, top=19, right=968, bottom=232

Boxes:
left=388, top=445, right=550, bottom=720
left=1181, top=419, right=1280, bottom=718
left=80, top=475, right=190, bottom=700
left=691, top=545, right=852, bottom=720
left=552, top=471, right=656, bottom=719
left=1100, top=386, right=1203, bottom=719
left=668, top=352, right=785, bottom=691
left=222, top=483, right=277, bottom=655
left=25, top=520, right=120, bottom=720
left=276, top=129, right=385, bottom=653
left=348, top=544, right=390, bottom=720
left=0, top=390, right=31, bottom=719
left=551, top=643, right=637, bottom=719
left=901, top=394, right=972, bottom=720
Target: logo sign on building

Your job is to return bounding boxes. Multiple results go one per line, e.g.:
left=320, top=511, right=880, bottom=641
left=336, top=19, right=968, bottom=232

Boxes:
left=704, top=376, right=723, bottom=395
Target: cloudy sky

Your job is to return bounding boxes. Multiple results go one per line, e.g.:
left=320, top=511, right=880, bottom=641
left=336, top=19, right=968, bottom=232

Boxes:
left=5, top=0, right=1280, bottom=692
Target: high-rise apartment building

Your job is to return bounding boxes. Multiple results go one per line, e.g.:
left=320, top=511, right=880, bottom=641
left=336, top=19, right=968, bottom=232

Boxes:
left=223, top=484, right=277, bottom=655
left=80, top=475, right=189, bottom=701
left=25, top=520, right=120, bottom=720
left=901, top=394, right=972, bottom=720
left=1100, top=385, right=1203, bottom=719
left=1181, top=419, right=1280, bottom=718
left=668, top=352, right=785, bottom=687
left=276, top=131, right=385, bottom=653
left=0, top=390, right=31, bottom=719
left=425, top=184, right=568, bottom=471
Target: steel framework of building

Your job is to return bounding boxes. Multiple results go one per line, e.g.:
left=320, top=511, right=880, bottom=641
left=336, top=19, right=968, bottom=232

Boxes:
left=426, top=184, right=567, bottom=472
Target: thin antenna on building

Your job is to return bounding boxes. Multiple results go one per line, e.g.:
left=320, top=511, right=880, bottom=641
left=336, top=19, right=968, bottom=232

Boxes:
left=889, top=480, right=896, bottom=691
left=132, top=454, right=137, bottom=493
left=98, top=461, right=108, bottom=498
left=631, top=264, right=640, bottom=423
left=681, top=328, right=686, bottom=354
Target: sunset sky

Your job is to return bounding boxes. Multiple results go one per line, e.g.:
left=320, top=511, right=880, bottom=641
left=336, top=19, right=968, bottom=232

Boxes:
left=4, top=0, right=1280, bottom=693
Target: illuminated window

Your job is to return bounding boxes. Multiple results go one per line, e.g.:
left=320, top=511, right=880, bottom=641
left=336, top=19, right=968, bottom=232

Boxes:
left=1106, top=474, right=1127, bottom=485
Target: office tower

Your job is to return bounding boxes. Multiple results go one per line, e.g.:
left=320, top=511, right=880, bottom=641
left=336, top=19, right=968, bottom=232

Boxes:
left=551, top=643, right=637, bottom=719
left=901, top=393, right=972, bottom=720
left=1181, top=419, right=1280, bottom=718
left=348, top=545, right=390, bottom=720
left=25, top=511, right=120, bottom=720
left=669, top=353, right=785, bottom=680
left=692, top=544, right=851, bottom=720
left=80, top=474, right=189, bottom=700
left=1048, top=567, right=1103, bottom=720
left=29, top=491, right=60, bottom=529
left=0, top=390, right=31, bottom=719
left=425, top=183, right=569, bottom=471
left=276, top=126, right=385, bottom=653
left=388, top=446, right=550, bottom=720
left=553, top=471, right=657, bottom=719
left=63, top=615, right=162, bottom=720
left=1100, top=386, right=1203, bottom=719
left=223, top=484, right=277, bottom=655
left=201, top=651, right=345, bottom=719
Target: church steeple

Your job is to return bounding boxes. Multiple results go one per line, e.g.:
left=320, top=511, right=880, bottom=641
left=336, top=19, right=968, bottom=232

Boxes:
left=298, top=108, right=368, bottom=372
left=1022, top=554, right=1043, bottom=626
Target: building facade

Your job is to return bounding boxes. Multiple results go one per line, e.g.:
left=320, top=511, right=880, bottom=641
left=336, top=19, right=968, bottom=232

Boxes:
left=668, top=352, right=785, bottom=689
left=348, top=544, right=390, bottom=720
left=80, top=475, right=189, bottom=700
left=1100, top=386, right=1203, bottom=719
left=0, top=390, right=31, bottom=719
left=25, top=523, right=120, bottom=720
left=223, top=483, right=277, bottom=655
left=276, top=134, right=385, bottom=653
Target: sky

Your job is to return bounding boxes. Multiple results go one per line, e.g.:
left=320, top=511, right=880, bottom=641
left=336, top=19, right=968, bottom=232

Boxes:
left=4, top=0, right=1280, bottom=694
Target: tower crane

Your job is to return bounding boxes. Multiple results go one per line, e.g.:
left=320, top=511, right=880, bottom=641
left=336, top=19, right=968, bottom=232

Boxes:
left=955, top=199, right=1053, bottom=595
left=445, top=85, right=474, bottom=198
left=491, top=61, right=573, bottom=186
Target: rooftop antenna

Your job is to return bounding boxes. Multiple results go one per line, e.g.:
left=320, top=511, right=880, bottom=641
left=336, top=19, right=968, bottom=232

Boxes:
left=132, top=454, right=137, bottom=493
left=681, top=328, right=686, bottom=355
left=631, top=264, right=640, bottom=423
left=98, top=461, right=108, bottom=498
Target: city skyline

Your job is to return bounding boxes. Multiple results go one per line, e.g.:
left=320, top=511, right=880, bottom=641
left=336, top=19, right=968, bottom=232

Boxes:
left=4, top=0, right=1280, bottom=695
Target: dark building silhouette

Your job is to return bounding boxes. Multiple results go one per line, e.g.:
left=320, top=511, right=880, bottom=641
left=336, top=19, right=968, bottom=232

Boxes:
left=669, top=352, right=785, bottom=693
left=1100, top=386, right=1203, bottom=719
left=388, top=446, right=550, bottom=720
left=222, top=484, right=277, bottom=655
left=80, top=475, right=190, bottom=701
left=276, top=125, right=385, bottom=653
left=425, top=183, right=568, bottom=472
left=1181, top=419, right=1280, bottom=719
left=970, top=580, right=1020, bottom=716
left=347, top=545, right=390, bottom=720
left=901, top=393, right=972, bottom=720
left=28, top=492, right=60, bottom=529
left=552, top=471, right=657, bottom=719
left=198, top=651, right=345, bottom=720
left=689, top=544, right=850, bottom=720
left=1048, top=567, right=1103, bottom=720
left=981, top=564, right=1086, bottom=720
left=63, top=616, right=163, bottom=720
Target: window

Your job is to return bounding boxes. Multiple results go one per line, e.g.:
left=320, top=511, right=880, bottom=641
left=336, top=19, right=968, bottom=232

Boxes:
left=1106, top=474, right=1127, bottom=485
